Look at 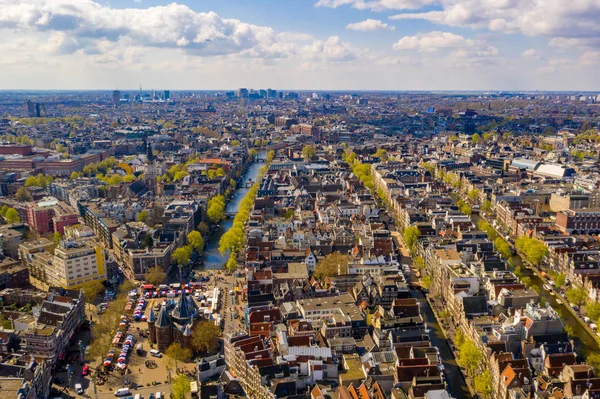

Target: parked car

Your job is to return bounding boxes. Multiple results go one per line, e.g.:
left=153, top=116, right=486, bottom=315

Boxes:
left=75, top=383, right=84, bottom=394
left=150, top=349, right=162, bottom=358
left=81, top=364, right=89, bottom=376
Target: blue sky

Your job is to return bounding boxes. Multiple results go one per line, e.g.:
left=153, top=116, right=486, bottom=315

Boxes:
left=0, top=0, right=599, bottom=90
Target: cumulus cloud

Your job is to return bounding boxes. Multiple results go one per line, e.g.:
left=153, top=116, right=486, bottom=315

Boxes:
left=392, top=31, right=501, bottom=68
left=0, top=0, right=362, bottom=63
left=522, top=48, right=541, bottom=59
left=347, top=19, right=395, bottom=31
left=390, top=0, right=600, bottom=43
left=393, top=31, right=474, bottom=51
left=316, top=0, right=435, bottom=11
left=302, top=36, right=361, bottom=61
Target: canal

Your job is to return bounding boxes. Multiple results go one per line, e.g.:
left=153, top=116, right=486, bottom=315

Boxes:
left=468, top=212, right=599, bottom=353
left=413, top=289, right=471, bottom=399
left=202, top=151, right=265, bottom=270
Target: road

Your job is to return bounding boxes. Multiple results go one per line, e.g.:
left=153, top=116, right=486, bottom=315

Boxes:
left=413, top=289, right=471, bottom=399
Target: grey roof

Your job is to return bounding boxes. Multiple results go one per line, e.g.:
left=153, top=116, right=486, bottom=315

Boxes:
left=172, top=291, right=192, bottom=321
left=156, top=303, right=171, bottom=328
left=147, top=307, right=157, bottom=323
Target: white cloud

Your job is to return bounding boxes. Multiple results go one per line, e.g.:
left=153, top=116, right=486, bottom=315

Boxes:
left=316, top=0, right=436, bottom=11
left=0, top=0, right=365, bottom=66
left=302, top=36, right=362, bottom=61
left=347, top=19, right=395, bottom=31
left=393, top=31, right=473, bottom=51
left=392, top=31, right=502, bottom=68
left=390, top=0, right=600, bottom=43
left=522, top=48, right=541, bottom=59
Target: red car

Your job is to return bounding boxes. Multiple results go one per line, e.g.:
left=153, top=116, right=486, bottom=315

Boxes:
left=81, top=365, right=89, bottom=376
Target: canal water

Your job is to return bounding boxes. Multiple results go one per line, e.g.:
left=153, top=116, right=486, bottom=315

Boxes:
left=202, top=152, right=265, bottom=270
left=469, top=212, right=599, bottom=353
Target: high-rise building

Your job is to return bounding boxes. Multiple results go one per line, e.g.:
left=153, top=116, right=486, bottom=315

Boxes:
left=238, top=88, right=249, bottom=98
left=164, top=90, right=171, bottom=100
left=112, top=90, right=121, bottom=107
left=267, top=89, right=277, bottom=98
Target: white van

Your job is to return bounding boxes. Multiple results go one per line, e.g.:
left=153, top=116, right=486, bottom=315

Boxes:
left=150, top=349, right=162, bottom=358
left=134, top=395, right=141, bottom=399
left=114, top=388, right=131, bottom=397
left=156, top=393, right=162, bottom=399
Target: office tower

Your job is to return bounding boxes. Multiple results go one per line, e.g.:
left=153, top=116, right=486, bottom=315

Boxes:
left=164, top=90, right=170, bottom=100
left=112, top=90, right=121, bottom=107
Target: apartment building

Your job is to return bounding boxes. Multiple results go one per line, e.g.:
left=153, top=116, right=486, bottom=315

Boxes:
left=51, top=239, right=106, bottom=288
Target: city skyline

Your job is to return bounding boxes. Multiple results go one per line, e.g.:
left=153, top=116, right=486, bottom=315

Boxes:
left=1, top=0, right=599, bottom=91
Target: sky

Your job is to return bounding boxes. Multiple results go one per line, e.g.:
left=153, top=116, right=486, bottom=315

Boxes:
left=1, top=0, right=600, bottom=91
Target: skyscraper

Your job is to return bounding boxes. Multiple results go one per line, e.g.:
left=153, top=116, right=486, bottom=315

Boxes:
left=112, top=90, right=121, bottom=107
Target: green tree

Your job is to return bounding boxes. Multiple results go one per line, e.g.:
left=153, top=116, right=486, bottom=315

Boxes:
left=137, top=210, right=148, bottom=223
left=521, top=277, right=532, bottom=288
left=587, top=301, right=600, bottom=322
left=302, top=145, right=316, bottom=162
left=142, top=234, right=154, bottom=249
left=108, top=174, right=123, bottom=185
left=471, top=133, right=481, bottom=144
left=4, top=208, right=20, bottom=224
left=414, top=256, right=425, bottom=271
left=566, top=286, right=588, bottom=308
left=80, top=280, right=104, bottom=305
left=187, top=230, right=204, bottom=252
left=374, top=148, right=389, bottom=162
left=197, top=222, right=209, bottom=235
left=422, top=275, right=432, bottom=289
left=145, top=266, right=167, bottom=286
left=172, top=375, right=192, bottom=399
left=53, top=231, right=62, bottom=247
left=473, top=369, right=494, bottom=399
left=230, top=139, right=240, bottom=147
left=284, top=209, right=295, bottom=219
left=172, top=247, right=191, bottom=268
left=555, top=273, right=566, bottom=288
left=191, top=320, right=221, bottom=353
left=468, top=189, right=480, bottom=202
left=587, top=353, right=600, bottom=375
left=314, top=252, right=349, bottom=280
left=225, top=252, right=237, bottom=271
left=265, top=150, right=275, bottom=164
left=207, top=195, right=226, bottom=223
left=516, top=236, right=548, bottom=266
left=404, top=226, right=421, bottom=253
left=123, top=174, right=135, bottom=183
left=458, top=339, right=483, bottom=377
left=16, top=187, right=32, bottom=202
left=165, top=342, right=191, bottom=368
left=248, top=148, right=257, bottom=159
left=494, top=237, right=512, bottom=259
left=216, top=167, right=225, bottom=177
left=481, top=199, right=493, bottom=213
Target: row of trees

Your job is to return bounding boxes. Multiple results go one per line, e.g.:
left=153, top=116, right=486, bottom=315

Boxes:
left=515, top=236, right=548, bottom=266
left=454, top=330, right=493, bottom=398
left=24, top=173, right=53, bottom=188
left=403, top=226, right=421, bottom=253
left=207, top=195, right=226, bottom=223
left=82, top=157, right=117, bottom=177
left=456, top=199, right=472, bottom=216
left=218, top=150, right=275, bottom=271
left=477, top=220, right=512, bottom=259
